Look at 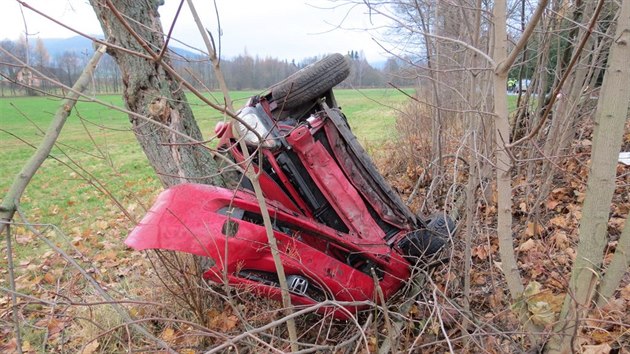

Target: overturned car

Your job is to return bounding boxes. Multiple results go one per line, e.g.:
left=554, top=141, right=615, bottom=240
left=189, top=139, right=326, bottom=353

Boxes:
left=126, top=54, right=454, bottom=319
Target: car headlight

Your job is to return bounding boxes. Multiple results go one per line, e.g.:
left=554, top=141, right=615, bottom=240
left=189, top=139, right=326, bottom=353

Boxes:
left=237, top=107, right=278, bottom=149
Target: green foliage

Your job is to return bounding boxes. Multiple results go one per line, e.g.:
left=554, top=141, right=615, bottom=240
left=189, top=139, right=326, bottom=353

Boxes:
left=334, top=88, right=414, bottom=142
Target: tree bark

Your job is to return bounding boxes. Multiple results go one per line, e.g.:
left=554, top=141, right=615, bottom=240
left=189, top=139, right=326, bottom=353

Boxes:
left=491, top=0, right=550, bottom=298
left=547, top=0, right=630, bottom=351
left=89, top=0, right=223, bottom=188
left=493, top=0, right=524, bottom=303
left=597, top=215, right=630, bottom=306
left=492, top=0, right=549, bottom=342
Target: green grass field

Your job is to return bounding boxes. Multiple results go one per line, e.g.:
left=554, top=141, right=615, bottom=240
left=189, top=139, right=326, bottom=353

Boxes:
left=0, top=89, right=519, bottom=229
left=0, top=89, right=519, bottom=246
left=0, top=89, right=412, bottom=242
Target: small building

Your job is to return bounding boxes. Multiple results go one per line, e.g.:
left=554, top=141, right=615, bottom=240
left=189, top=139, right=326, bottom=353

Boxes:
left=15, top=66, right=68, bottom=89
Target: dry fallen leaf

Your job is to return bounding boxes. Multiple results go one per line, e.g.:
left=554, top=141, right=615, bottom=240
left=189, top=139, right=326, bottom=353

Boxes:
left=34, top=318, right=66, bottom=337
left=546, top=198, right=562, bottom=210
left=519, top=202, right=528, bottom=213
left=367, top=336, right=378, bottom=352
left=95, top=220, right=108, bottom=230
left=528, top=299, right=555, bottom=326
left=207, top=308, right=240, bottom=332
left=551, top=230, right=570, bottom=249
left=21, top=340, right=32, bottom=353
left=518, top=239, right=537, bottom=252
left=81, top=340, right=99, bottom=354
left=0, top=338, right=18, bottom=352
left=15, top=234, right=33, bottom=245
left=589, top=330, right=615, bottom=346
left=523, top=281, right=564, bottom=326
left=525, top=222, right=544, bottom=237
left=581, top=343, right=611, bottom=354
left=222, top=315, right=239, bottom=332
left=160, top=327, right=177, bottom=344
left=489, top=291, right=504, bottom=308
left=472, top=244, right=494, bottom=260
left=42, top=272, right=56, bottom=285
left=473, top=272, right=487, bottom=285
left=549, top=215, right=568, bottom=228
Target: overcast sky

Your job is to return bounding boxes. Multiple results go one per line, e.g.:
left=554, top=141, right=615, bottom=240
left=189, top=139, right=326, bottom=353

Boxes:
left=1, top=0, right=394, bottom=63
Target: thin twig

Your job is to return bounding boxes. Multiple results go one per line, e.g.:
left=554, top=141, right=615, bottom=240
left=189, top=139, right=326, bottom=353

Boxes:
left=204, top=300, right=370, bottom=353
left=0, top=47, right=247, bottom=175
left=183, top=0, right=298, bottom=349
left=185, top=0, right=233, bottom=112
left=373, top=269, right=397, bottom=354
left=17, top=1, right=153, bottom=60
left=156, top=0, right=184, bottom=63
left=506, top=0, right=606, bottom=148
left=0, top=44, right=107, bottom=234
left=496, top=0, right=550, bottom=74
left=4, top=224, right=23, bottom=354
left=0, top=287, right=165, bottom=308
left=6, top=213, right=178, bottom=354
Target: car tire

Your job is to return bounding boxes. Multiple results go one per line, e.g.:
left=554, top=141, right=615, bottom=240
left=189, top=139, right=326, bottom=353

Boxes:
left=271, top=53, right=351, bottom=111
left=426, top=213, right=456, bottom=237
left=399, top=229, right=447, bottom=262
left=415, top=230, right=447, bottom=255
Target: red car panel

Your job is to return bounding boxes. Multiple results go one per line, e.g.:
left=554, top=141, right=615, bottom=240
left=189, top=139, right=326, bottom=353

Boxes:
left=126, top=183, right=410, bottom=319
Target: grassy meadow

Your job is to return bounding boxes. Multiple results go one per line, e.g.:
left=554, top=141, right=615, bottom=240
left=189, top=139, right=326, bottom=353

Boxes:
left=0, top=88, right=518, bottom=237
left=0, top=88, right=411, bottom=254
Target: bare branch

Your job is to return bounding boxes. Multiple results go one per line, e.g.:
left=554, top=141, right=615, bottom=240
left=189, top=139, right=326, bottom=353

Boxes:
left=17, top=1, right=154, bottom=60
left=496, top=0, right=550, bottom=75
left=186, top=0, right=233, bottom=112
left=506, top=0, right=606, bottom=148
left=0, top=45, right=107, bottom=233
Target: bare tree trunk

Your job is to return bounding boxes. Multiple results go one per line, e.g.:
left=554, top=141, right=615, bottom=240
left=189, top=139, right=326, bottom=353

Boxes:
left=597, top=215, right=630, bottom=305
left=89, top=0, right=223, bottom=188
left=492, top=0, right=525, bottom=303
left=416, top=4, right=444, bottom=177
left=462, top=0, right=486, bottom=331
left=492, top=0, right=550, bottom=342
left=547, top=0, right=630, bottom=351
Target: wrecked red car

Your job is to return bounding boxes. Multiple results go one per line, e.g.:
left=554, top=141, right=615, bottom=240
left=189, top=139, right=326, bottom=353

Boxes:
left=126, top=54, right=453, bottom=319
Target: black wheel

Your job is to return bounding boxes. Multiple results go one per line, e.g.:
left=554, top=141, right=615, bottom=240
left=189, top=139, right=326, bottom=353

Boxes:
left=400, top=229, right=447, bottom=259
left=271, top=53, right=351, bottom=111
left=426, top=213, right=456, bottom=237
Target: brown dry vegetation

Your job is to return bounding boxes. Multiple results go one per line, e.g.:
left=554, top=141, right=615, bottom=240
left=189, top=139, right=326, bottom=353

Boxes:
left=1, top=90, right=629, bottom=353
left=372, top=93, right=630, bottom=353
left=2, top=0, right=630, bottom=350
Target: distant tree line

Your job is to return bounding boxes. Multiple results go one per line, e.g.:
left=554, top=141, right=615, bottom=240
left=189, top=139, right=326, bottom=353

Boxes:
left=0, top=36, right=122, bottom=96
left=0, top=37, right=416, bottom=96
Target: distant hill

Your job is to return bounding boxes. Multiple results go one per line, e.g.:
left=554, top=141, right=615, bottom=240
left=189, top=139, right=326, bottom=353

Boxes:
left=40, top=36, right=385, bottom=66
left=42, top=35, right=200, bottom=59
left=42, top=36, right=99, bottom=57
left=371, top=60, right=386, bottom=70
